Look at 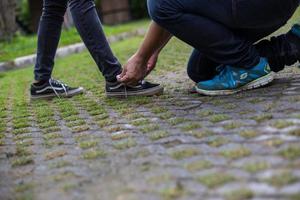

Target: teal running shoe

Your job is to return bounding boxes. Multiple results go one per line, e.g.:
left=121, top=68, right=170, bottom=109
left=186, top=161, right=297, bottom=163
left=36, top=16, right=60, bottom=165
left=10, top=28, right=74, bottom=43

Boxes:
left=195, top=58, right=274, bottom=96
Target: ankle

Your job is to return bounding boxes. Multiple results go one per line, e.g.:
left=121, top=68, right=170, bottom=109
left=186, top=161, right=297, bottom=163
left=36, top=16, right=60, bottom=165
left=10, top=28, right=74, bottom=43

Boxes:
left=33, top=79, right=48, bottom=86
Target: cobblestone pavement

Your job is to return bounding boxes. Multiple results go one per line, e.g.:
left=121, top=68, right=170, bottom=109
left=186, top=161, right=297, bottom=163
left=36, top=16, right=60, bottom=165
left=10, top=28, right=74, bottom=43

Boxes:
left=0, top=36, right=300, bottom=200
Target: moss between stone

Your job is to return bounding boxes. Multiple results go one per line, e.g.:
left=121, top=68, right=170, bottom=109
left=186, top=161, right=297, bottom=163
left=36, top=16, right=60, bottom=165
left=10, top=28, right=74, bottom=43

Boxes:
left=71, top=125, right=90, bottom=133
left=181, top=123, right=201, bottom=131
left=79, top=140, right=98, bottom=149
left=140, top=124, right=160, bottom=134
left=240, top=130, right=258, bottom=139
left=251, top=114, right=273, bottom=123
left=221, top=147, right=251, bottom=160
left=279, top=146, right=300, bottom=160
left=289, top=129, right=300, bottom=137
left=272, top=120, right=294, bottom=129
left=171, top=149, right=200, bottom=160
left=45, top=150, right=67, bottom=160
left=197, top=110, right=215, bottom=118
left=149, top=130, right=169, bottom=141
left=82, top=149, right=107, bottom=159
left=197, top=173, right=235, bottom=188
left=223, top=122, right=243, bottom=130
left=265, top=172, right=298, bottom=187
left=168, top=117, right=187, bottom=126
left=113, top=138, right=137, bottom=150
left=188, top=130, right=214, bottom=139
left=263, top=138, right=284, bottom=147
left=11, top=156, right=34, bottom=167
left=243, top=162, right=269, bottom=173
left=225, top=188, right=254, bottom=200
left=160, top=182, right=185, bottom=200
left=209, top=114, right=230, bottom=123
left=208, top=137, right=229, bottom=147
left=185, top=160, right=212, bottom=171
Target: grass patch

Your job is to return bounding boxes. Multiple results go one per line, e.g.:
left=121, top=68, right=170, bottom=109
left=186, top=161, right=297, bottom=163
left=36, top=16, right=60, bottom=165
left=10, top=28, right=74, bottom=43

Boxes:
left=168, top=117, right=187, bottom=126
left=82, top=149, right=107, bottom=159
left=225, top=189, right=254, bottom=200
left=289, top=129, right=300, bottom=137
left=279, top=146, right=300, bottom=160
left=251, top=114, right=273, bottom=123
left=160, top=183, right=185, bottom=200
left=113, top=138, right=137, bottom=150
left=265, top=172, right=298, bottom=187
left=79, top=140, right=98, bottom=149
left=207, top=137, right=229, bottom=147
left=149, top=130, right=169, bottom=141
left=45, top=150, right=67, bottom=160
left=188, top=130, right=214, bottom=139
left=140, top=124, right=160, bottom=133
left=197, top=173, right=235, bottom=188
left=209, top=114, right=230, bottom=123
left=221, top=147, right=251, bottom=160
left=181, top=122, right=201, bottom=131
left=11, top=156, right=34, bottom=167
left=171, top=149, right=199, bottom=160
left=272, top=120, right=294, bottom=129
left=132, top=118, right=150, bottom=126
left=185, top=160, right=212, bottom=171
left=243, top=162, right=269, bottom=173
left=240, top=130, right=258, bottom=139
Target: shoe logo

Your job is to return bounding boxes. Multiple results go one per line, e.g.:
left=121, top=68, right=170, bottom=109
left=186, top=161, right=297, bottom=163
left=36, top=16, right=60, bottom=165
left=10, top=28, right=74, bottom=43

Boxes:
left=36, top=87, right=65, bottom=94
left=109, top=83, right=124, bottom=90
left=240, top=73, right=248, bottom=80
left=264, top=65, right=271, bottom=73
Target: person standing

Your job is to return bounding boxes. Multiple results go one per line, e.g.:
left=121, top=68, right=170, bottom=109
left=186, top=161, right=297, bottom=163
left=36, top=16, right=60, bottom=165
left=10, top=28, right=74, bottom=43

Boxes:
left=30, top=0, right=163, bottom=99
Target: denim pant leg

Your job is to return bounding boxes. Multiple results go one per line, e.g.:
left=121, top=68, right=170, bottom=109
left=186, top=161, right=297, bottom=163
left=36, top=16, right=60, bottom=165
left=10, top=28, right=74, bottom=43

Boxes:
left=34, top=0, right=68, bottom=81
left=147, top=0, right=261, bottom=69
left=187, top=50, right=219, bottom=83
left=68, top=0, right=122, bottom=82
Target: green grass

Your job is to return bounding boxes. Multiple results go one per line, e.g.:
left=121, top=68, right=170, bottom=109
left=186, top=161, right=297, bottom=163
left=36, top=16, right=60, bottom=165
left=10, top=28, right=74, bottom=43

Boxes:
left=225, top=189, right=254, bottom=200
left=0, top=19, right=150, bottom=62
left=221, top=147, right=251, bottom=160
left=171, top=148, right=200, bottom=160
left=265, top=172, right=298, bottom=187
left=197, top=173, right=235, bottom=188
left=185, top=160, right=212, bottom=171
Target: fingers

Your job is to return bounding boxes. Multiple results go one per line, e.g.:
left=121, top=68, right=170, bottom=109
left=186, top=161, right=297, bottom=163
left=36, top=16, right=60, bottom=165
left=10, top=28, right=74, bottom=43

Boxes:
left=119, top=75, right=138, bottom=85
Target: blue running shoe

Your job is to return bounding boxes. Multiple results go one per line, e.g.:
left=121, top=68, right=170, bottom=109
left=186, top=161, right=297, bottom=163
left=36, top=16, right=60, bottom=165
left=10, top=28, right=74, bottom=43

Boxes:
left=195, top=58, right=274, bottom=96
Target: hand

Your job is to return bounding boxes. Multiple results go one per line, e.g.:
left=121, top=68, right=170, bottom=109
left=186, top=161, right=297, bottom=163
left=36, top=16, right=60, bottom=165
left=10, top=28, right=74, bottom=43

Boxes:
left=146, top=52, right=159, bottom=76
left=117, top=54, right=148, bottom=85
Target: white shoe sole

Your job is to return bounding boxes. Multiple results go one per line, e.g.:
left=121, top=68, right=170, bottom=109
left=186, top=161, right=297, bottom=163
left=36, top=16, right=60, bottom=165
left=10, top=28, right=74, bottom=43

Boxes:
left=195, top=73, right=275, bottom=96
left=106, top=86, right=164, bottom=98
left=30, top=87, right=84, bottom=100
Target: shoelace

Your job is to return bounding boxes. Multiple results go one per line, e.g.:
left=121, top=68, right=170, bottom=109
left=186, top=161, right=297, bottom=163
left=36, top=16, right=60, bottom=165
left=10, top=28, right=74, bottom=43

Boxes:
left=49, top=78, right=68, bottom=98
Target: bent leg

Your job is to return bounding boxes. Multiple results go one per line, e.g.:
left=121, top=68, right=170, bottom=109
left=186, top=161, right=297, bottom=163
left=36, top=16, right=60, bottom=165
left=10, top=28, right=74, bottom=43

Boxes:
left=147, top=0, right=260, bottom=68
left=34, top=0, right=68, bottom=81
left=68, top=0, right=122, bottom=82
left=187, top=49, right=219, bottom=83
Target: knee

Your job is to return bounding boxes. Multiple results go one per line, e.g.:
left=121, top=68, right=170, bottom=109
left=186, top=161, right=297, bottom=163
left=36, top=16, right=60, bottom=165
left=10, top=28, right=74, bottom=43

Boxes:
left=147, top=0, right=179, bottom=24
left=42, top=2, right=67, bottom=20
left=69, top=0, right=95, bottom=13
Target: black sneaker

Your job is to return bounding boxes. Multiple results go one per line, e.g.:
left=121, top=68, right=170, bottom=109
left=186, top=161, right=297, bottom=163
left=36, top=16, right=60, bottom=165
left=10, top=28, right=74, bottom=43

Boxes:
left=105, top=80, right=164, bottom=97
left=30, top=78, right=84, bottom=100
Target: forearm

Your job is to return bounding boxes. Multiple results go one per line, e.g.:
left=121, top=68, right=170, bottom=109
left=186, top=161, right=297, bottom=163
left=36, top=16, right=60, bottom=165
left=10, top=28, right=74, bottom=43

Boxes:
left=136, top=21, right=172, bottom=60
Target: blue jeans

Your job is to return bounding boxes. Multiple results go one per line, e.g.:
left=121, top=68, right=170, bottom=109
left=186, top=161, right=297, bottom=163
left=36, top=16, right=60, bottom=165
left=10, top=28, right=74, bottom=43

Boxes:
left=147, top=0, right=299, bottom=82
left=34, top=0, right=122, bottom=82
